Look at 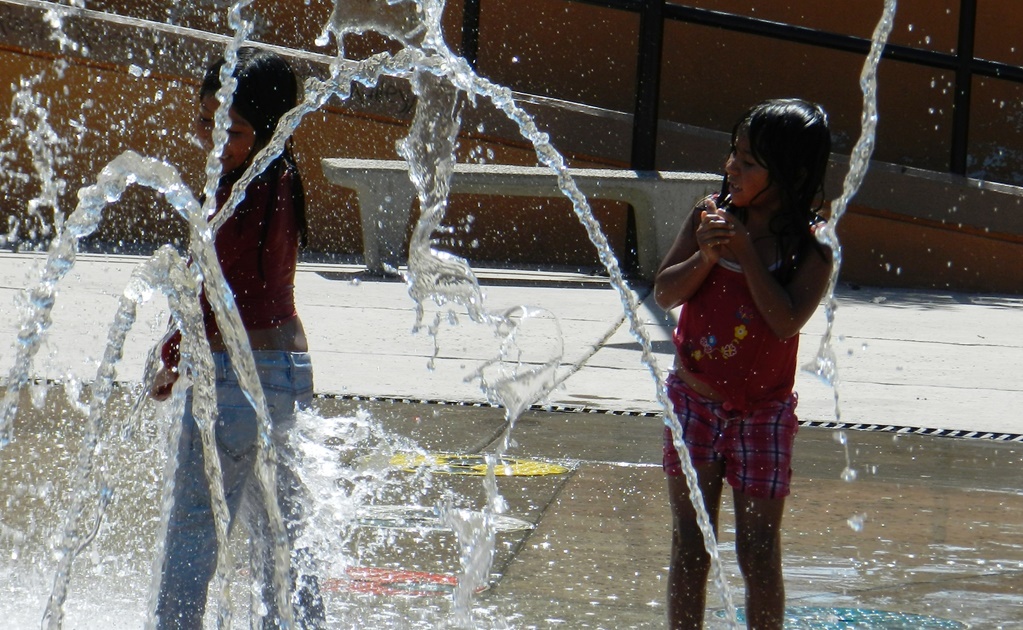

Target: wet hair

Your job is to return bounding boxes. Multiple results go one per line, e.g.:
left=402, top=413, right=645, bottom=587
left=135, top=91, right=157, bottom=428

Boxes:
left=200, top=47, right=307, bottom=248
left=727, top=98, right=831, bottom=283
left=201, top=47, right=298, bottom=148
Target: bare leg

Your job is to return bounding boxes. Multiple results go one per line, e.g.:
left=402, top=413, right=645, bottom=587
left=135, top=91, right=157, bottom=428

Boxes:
left=667, top=460, right=725, bottom=630
left=733, top=491, right=786, bottom=630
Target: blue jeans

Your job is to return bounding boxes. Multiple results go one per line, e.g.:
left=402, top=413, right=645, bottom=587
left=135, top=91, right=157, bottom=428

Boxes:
left=156, top=351, right=324, bottom=629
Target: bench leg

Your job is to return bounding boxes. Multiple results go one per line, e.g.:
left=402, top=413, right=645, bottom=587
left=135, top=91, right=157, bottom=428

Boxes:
left=357, top=176, right=416, bottom=273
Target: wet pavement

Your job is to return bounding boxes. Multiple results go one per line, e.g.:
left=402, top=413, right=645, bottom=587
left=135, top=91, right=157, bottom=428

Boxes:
left=1, top=250, right=1022, bottom=628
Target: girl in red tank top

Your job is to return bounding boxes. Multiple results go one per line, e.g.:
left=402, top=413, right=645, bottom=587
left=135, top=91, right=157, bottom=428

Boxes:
left=654, top=99, right=833, bottom=630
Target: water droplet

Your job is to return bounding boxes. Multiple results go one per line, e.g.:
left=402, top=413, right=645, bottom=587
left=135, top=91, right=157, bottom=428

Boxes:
left=29, top=382, right=49, bottom=409
left=846, top=513, right=866, bottom=531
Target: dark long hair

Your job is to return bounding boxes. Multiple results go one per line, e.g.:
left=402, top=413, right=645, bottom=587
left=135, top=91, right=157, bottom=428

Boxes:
left=726, top=98, right=831, bottom=283
left=200, top=46, right=308, bottom=248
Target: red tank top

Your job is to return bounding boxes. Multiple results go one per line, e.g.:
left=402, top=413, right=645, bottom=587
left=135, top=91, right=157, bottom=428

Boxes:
left=673, top=259, right=798, bottom=412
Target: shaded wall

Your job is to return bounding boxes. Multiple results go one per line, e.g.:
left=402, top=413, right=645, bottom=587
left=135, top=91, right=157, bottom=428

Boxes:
left=477, top=0, right=1023, bottom=185
left=0, top=1, right=627, bottom=268
left=1, top=0, right=1021, bottom=292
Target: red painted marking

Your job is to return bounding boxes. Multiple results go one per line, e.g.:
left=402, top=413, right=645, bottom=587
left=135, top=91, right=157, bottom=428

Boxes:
left=322, top=567, right=465, bottom=597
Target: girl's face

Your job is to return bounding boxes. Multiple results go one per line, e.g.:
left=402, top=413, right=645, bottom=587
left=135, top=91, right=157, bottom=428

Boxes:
left=195, top=94, right=257, bottom=175
left=724, top=130, right=779, bottom=210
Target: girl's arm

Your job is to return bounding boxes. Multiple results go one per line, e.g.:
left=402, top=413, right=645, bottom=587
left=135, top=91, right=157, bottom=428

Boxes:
left=653, top=197, right=734, bottom=310
left=726, top=223, right=832, bottom=339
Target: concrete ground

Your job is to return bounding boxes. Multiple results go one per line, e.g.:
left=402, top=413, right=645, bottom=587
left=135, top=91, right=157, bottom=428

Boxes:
left=1, top=250, right=1022, bottom=628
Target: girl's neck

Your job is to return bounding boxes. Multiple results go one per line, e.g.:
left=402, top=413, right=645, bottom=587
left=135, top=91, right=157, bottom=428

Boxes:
left=736, top=201, right=781, bottom=232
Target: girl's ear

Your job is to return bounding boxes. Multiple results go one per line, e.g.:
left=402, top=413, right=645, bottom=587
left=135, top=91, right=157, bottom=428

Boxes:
left=251, top=136, right=270, bottom=159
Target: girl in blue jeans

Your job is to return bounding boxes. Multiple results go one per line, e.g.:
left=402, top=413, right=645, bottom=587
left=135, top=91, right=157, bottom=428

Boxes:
left=150, top=48, right=324, bottom=629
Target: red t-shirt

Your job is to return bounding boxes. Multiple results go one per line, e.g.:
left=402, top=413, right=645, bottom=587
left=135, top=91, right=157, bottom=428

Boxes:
left=161, top=161, right=301, bottom=369
left=673, top=259, right=799, bottom=412
left=204, top=162, right=301, bottom=335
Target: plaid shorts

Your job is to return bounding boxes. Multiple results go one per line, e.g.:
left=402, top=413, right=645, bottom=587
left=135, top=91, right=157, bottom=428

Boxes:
left=663, top=373, right=799, bottom=499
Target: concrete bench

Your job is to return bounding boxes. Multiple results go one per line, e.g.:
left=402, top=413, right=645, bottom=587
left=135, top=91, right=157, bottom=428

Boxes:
left=321, top=157, right=719, bottom=280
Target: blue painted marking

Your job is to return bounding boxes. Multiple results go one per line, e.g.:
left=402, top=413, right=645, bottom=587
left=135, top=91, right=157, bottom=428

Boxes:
left=716, top=607, right=967, bottom=629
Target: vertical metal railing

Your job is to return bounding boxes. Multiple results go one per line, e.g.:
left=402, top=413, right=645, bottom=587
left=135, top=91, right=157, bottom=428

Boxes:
left=950, top=0, right=977, bottom=176
left=460, top=0, right=482, bottom=75
left=459, top=0, right=1023, bottom=178
left=629, top=0, right=665, bottom=170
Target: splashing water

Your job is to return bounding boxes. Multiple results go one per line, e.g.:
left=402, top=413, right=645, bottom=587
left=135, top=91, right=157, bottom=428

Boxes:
left=0, top=0, right=902, bottom=627
left=805, top=0, right=898, bottom=412
left=1, top=62, right=72, bottom=245
left=804, top=0, right=898, bottom=497
left=332, top=1, right=740, bottom=622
